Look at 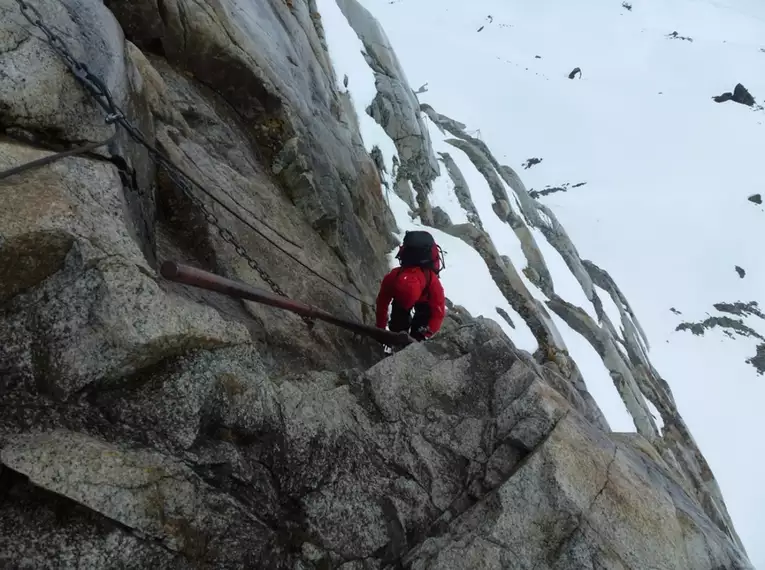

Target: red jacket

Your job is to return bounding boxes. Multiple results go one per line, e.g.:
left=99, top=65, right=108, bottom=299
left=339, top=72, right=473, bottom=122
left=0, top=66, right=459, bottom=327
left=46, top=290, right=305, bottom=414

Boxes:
left=375, top=267, right=446, bottom=337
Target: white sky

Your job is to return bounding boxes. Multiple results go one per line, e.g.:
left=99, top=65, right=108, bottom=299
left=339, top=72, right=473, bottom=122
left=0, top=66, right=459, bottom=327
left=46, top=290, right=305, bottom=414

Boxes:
left=317, top=0, right=765, bottom=564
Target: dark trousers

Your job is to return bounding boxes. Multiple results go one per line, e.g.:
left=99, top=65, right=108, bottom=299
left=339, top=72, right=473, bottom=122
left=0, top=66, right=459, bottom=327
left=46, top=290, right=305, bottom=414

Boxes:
left=389, top=301, right=431, bottom=340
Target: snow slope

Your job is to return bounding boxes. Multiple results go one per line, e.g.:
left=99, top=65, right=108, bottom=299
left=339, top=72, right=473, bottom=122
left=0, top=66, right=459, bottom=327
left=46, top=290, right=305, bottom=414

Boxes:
left=316, top=0, right=765, bottom=565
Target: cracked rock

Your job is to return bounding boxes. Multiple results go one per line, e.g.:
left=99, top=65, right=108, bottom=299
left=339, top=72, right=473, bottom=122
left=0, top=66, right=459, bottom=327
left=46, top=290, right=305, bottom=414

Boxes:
left=0, top=430, right=279, bottom=566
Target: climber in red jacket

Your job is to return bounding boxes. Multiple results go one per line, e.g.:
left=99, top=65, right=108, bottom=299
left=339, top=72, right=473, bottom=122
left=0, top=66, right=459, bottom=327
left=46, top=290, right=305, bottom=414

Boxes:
left=375, top=231, right=446, bottom=341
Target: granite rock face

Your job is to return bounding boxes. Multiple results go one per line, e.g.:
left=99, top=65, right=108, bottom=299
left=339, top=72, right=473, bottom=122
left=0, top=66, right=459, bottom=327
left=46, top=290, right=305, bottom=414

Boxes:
left=0, top=0, right=752, bottom=568
left=0, top=319, right=752, bottom=569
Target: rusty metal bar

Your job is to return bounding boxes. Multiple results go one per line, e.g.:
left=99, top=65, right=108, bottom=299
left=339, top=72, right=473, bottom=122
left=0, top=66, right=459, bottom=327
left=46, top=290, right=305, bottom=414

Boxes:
left=160, top=261, right=415, bottom=347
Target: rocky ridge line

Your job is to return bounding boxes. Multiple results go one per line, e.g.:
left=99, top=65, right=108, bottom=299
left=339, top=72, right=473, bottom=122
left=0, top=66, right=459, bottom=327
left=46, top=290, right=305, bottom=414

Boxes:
left=336, top=0, right=746, bottom=553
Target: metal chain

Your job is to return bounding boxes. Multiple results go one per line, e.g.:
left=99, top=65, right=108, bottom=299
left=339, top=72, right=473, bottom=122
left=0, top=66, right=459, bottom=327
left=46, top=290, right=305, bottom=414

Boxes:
left=175, top=174, right=288, bottom=297
left=14, top=0, right=316, bottom=327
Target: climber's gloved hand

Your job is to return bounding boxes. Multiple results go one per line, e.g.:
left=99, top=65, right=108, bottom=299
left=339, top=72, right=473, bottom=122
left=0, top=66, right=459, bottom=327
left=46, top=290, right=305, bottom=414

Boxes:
left=412, top=326, right=433, bottom=341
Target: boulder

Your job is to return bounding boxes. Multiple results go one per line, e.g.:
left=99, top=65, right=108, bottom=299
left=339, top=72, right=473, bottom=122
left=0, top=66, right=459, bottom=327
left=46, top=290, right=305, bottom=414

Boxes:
left=713, top=83, right=756, bottom=106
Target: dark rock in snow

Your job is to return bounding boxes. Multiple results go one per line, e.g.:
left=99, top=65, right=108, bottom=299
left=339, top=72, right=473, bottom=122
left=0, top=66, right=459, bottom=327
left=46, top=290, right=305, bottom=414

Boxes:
left=528, top=181, right=587, bottom=198
left=522, top=157, right=543, bottom=169
left=477, top=25, right=485, bottom=32
left=568, top=67, right=582, bottom=79
left=622, top=2, right=633, bottom=11
left=713, top=83, right=756, bottom=106
left=677, top=302, right=765, bottom=376
left=676, top=316, right=764, bottom=340
left=746, top=344, right=765, bottom=375
left=713, top=301, right=764, bottom=320
left=733, top=82, right=755, bottom=105
left=495, top=307, right=516, bottom=329
left=670, top=307, right=682, bottom=315
left=735, top=266, right=746, bottom=278
left=667, top=31, right=694, bottom=42
left=748, top=193, right=762, bottom=204
left=535, top=55, right=542, bottom=59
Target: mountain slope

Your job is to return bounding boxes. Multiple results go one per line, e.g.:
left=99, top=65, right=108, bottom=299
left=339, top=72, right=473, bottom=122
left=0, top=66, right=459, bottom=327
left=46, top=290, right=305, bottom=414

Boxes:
left=0, top=0, right=758, bottom=567
left=318, top=0, right=764, bottom=566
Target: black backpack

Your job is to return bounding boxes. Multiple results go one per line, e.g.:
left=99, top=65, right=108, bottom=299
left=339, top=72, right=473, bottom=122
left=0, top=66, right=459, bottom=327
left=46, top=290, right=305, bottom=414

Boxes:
left=395, top=231, right=445, bottom=274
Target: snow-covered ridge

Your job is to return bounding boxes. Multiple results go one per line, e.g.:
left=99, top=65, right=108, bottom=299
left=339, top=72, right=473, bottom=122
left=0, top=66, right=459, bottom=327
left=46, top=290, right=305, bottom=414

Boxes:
left=316, top=0, right=754, bottom=559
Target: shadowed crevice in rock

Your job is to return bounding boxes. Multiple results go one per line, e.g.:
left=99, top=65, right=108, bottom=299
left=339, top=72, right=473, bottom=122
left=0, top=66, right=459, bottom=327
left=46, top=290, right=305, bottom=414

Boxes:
left=0, top=430, right=286, bottom=567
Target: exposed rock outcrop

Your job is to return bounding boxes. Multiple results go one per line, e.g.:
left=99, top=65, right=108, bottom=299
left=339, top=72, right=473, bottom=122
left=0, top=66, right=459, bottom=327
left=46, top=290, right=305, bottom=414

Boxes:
left=522, top=157, right=542, bottom=169
left=495, top=306, right=515, bottom=329
left=676, top=301, right=765, bottom=375
left=528, top=181, right=587, bottom=198
left=335, top=0, right=440, bottom=215
left=713, top=83, right=756, bottom=106
left=667, top=31, right=694, bottom=42
left=0, top=317, right=752, bottom=569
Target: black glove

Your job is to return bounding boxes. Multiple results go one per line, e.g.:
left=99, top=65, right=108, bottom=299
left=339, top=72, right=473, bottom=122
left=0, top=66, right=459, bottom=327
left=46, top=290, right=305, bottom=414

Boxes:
left=412, top=326, right=433, bottom=341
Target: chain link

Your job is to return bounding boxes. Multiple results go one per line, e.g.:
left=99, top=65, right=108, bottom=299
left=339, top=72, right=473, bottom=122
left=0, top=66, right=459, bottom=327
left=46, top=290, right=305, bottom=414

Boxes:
left=15, top=0, right=316, bottom=327
left=165, top=165, right=314, bottom=326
